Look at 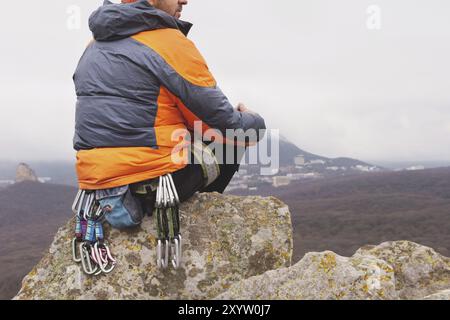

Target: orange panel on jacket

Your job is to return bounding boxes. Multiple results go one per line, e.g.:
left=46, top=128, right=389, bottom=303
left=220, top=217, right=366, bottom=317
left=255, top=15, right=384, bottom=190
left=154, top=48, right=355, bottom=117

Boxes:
left=76, top=146, right=188, bottom=190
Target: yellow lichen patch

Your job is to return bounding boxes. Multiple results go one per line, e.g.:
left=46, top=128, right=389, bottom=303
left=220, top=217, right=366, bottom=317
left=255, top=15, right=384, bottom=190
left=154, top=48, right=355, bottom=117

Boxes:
left=319, top=253, right=337, bottom=275
left=378, top=263, right=394, bottom=274
left=84, top=277, right=94, bottom=287
left=222, top=283, right=231, bottom=290
left=334, top=291, right=346, bottom=300
left=362, top=284, right=369, bottom=293
left=381, top=275, right=392, bottom=282
left=125, top=242, right=142, bottom=252
left=281, top=251, right=291, bottom=262
left=328, top=278, right=336, bottom=288
left=424, top=252, right=439, bottom=268
left=20, top=283, right=31, bottom=296
left=29, top=267, right=38, bottom=277
left=145, top=265, right=156, bottom=274
left=147, top=235, right=157, bottom=247
left=206, top=250, right=214, bottom=265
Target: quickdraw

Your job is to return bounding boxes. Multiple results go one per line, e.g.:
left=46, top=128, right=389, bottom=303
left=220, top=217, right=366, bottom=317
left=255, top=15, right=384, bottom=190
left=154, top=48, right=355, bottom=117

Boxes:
left=71, top=190, right=116, bottom=275
left=70, top=173, right=182, bottom=274
left=154, top=174, right=182, bottom=269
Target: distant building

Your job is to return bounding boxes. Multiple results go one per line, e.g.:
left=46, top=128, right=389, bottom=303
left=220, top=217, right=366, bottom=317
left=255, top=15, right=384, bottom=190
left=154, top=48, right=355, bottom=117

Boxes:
left=272, top=176, right=291, bottom=188
left=287, top=173, right=307, bottom=180
left=238, top=169, right=248, bottom=175
left=353, top=165, right=378, bottom=172
left=0, top=179, right=15, bottom=186
left=259, top=177, right=273, bottom=183
left=309, top=159, right=326, bottom=165
left=287, top=173, right=321, bottom=180
left=225, top=184, right=248, bottom=192
left=264, top=168, right=280, bottom=176
left=294, top=155, right=305, bottom=166
left=405, top=166, right=425, bottom=171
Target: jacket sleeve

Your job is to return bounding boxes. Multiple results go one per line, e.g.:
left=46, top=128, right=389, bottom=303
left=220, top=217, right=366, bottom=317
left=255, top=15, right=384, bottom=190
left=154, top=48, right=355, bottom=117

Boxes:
left=132, top=30, right=266, bottom=142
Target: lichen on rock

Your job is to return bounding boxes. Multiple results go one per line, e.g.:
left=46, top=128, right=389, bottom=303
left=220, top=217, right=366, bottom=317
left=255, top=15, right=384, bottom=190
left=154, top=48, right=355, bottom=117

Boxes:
left=14, top=193, right=293, bottom=300
left=216, top=241, right=450, bottom=300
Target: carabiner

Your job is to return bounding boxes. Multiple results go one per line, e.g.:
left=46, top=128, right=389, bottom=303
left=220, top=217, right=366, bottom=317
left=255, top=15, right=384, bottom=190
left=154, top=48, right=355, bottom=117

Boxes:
left=93, top=242, right=116, bottom=274
left=170, top=240, right=177, bottom=269
left=157, top=240, right=163, bottom=268
left=76, top=190, right=86, bottom=217
left=92, top=245, right=107, bottom=265
left=156, top=239, right=169, bottom=269
left=161, top=176, right=168, bottom=208
left=163, top=239, right=169, bottom=268
left=103, top=243, right=116, bottom=263
left=79, top=242, right=98, bottom=275
left=156, top=176, right=163, bottom=208
left=170, top=236, right=182, bottom=269
left=165, top=176, right=175, bottom=207
left=177, top=235, right=182, bottom=267
left=71, top=190, right=83, bottom=214
left=94, top=205, right=103, bottom=220
left=72, top=237, right=82, bottom=262
left=83, top=193, right=95, bottom=221
left=167, top=174, right=180, bottom=205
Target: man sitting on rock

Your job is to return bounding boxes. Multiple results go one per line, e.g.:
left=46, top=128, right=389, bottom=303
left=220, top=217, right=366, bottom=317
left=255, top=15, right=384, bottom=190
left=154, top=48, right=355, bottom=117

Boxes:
left=73, top=0, right=266, bottom=214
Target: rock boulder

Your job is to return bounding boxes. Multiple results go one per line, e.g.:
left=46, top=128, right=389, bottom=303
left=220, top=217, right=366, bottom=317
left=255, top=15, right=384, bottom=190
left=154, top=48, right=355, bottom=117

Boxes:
left=14, top=193, right=293, bottom=300
left=216, top=241, right=450, bottom=300
left=15, top=163, right=38, bottom=183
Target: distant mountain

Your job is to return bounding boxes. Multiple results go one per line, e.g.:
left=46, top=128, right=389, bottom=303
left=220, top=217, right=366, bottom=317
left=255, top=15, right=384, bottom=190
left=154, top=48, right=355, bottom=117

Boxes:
left=279, top=135, right=377, bottom=167
left=277, top=136, right=325, bottom=166
left=244, top=133, right=384, bottom=177
left=0, top=181, right=77, bottom=299
left=230, top=166, right=450, bottom=262
left=371, top=160, right=450, bottom=171
left=0, top=160, right=77, bottom=187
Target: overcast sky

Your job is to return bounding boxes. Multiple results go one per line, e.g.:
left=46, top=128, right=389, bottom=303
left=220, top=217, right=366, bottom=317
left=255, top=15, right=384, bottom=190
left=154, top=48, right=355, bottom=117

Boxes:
left=0, top=0, right=449, bottom=163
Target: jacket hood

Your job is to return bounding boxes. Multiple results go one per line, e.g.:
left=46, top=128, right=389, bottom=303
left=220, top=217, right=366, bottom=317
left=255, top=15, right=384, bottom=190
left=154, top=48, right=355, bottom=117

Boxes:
left=89, top=0, right=193, bottom=41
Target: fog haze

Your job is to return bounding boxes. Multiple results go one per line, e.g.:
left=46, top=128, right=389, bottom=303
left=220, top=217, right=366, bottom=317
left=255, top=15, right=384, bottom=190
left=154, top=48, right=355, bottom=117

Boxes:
left=1, top=0, right=449, bottom=163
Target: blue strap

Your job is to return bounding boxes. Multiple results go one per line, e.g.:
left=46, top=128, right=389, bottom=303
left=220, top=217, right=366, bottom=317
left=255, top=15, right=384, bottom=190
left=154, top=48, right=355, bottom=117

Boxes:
left=75, top=215, right=82, bottom=235
left=95, top=221, right=104, bottom=241
left=85, top=220, right=96, bottom=243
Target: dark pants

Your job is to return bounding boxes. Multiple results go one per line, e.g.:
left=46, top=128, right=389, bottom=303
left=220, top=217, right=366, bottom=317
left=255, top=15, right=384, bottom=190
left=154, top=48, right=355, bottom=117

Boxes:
left=172, top=143, right=245, bottom=202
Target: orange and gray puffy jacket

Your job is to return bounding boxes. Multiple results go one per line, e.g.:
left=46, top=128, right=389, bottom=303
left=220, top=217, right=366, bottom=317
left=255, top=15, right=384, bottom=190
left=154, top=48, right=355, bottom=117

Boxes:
left=73, top=0, right=266, bottom=190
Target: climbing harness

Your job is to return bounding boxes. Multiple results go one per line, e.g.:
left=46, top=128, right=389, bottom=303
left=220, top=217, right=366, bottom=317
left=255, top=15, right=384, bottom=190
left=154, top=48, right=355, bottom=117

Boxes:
left=71, top=190, right=116, bottom=275
left=154, top=174, right=182, bottom=269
